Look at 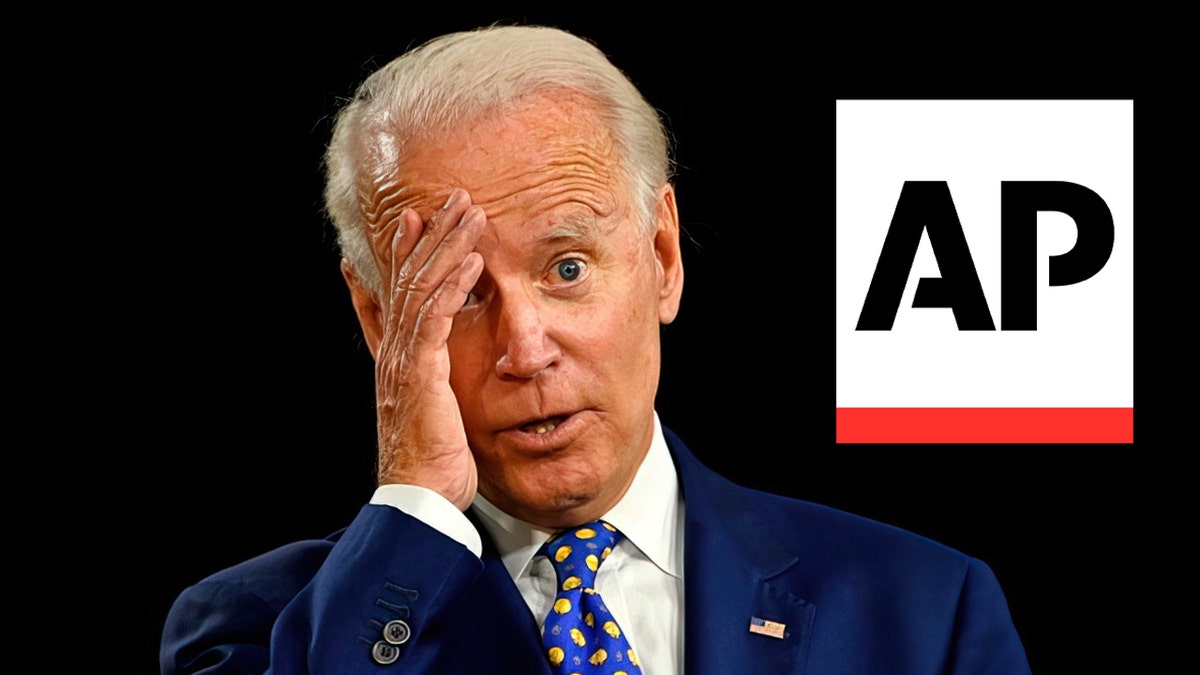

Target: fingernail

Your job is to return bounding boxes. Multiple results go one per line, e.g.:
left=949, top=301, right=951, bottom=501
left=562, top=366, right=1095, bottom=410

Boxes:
left=442, top=190, right=457, bottom=210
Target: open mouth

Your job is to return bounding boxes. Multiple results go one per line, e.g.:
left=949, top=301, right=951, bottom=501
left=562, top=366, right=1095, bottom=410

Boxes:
left=519, top=415, right=569, bottom=435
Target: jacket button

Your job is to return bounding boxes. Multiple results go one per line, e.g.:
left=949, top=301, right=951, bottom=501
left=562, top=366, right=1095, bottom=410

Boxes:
left=383, top=619, right=411, bottom=645
left=372, top=640, right=400, bottom=665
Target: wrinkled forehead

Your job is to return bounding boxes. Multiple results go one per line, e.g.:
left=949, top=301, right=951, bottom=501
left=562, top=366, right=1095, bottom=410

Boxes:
left=357, top=90, right=627, bottom=225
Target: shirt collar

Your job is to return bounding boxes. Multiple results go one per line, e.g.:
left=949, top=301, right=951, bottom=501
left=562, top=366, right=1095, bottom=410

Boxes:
left=471, top=412, right=682, bottom=582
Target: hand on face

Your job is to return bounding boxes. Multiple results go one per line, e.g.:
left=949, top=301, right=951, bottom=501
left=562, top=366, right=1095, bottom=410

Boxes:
left=361, top=188, right=486, bottom=510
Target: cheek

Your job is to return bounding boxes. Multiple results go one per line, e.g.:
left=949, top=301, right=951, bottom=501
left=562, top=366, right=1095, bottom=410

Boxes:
left=586, top=282, right=661, bottom=377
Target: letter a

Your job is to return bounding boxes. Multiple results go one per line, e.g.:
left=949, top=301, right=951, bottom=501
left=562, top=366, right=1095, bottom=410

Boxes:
left=856, top=181, right=995, bottom=330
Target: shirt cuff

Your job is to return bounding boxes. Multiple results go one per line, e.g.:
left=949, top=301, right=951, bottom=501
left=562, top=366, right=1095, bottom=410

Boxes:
left=370, top=484, right=483, bottom=557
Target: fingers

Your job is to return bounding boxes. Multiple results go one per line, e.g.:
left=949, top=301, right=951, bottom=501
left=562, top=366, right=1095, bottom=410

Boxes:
left=432, top=251, right=485, bottom=315
left=386, top=206, right=425, bottom=320
left=387, top=188, right=484, bottom=321
left=397, top=216, right=485, bottom=338
left=373, top=188, right=486, bottom=376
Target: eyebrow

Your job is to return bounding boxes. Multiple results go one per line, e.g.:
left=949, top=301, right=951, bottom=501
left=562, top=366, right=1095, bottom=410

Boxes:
left=538, top=214, right=602, bottom=245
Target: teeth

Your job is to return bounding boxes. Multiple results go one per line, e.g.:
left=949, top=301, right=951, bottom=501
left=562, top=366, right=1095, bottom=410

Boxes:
left=522, top=419, right=560, bottom=434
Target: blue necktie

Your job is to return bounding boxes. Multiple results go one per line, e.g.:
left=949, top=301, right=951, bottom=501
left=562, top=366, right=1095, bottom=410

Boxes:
left=539, top=521, right=643, bottom=674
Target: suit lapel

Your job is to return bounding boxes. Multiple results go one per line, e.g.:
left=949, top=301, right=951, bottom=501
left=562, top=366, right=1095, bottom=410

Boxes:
left=467, top=510, right=557, bottom=674
left=666, top=429, right=815, bottom=675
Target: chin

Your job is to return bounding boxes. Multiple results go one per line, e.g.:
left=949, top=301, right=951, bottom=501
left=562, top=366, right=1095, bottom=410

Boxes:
left=519, top=480, right=602, bottom=513
left=483, top=469, right=611, bottom=526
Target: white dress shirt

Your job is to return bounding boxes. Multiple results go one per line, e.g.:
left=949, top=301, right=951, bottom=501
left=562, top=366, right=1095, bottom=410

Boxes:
left=371, top=413, right=685, bottom=675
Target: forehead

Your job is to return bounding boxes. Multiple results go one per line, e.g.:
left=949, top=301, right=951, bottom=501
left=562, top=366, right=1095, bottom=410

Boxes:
left=366, top=91, right=626, bottom=228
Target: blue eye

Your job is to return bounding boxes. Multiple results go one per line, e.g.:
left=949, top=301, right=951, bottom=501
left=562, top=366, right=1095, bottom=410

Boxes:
left=555, top=259, right=583, bottom=282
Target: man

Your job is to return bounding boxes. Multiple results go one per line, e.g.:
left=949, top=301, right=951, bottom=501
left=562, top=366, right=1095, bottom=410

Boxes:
left=161, top=25, right=1031, bottom=674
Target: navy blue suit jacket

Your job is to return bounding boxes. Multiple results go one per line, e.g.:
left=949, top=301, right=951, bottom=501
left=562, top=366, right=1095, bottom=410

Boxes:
left=161, top=429, right=1031, bottom=674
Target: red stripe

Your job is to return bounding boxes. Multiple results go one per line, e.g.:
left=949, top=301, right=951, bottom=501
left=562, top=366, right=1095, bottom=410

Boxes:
left=836, top=408, right=1133, bottom=443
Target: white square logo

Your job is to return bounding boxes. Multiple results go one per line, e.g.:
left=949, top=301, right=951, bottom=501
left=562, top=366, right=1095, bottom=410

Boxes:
left=836, top=100, right=1133, bottom=443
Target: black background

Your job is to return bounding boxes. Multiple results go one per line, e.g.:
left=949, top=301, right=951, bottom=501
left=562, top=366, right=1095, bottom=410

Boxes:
left=122, top=7, right=1183, bottom=674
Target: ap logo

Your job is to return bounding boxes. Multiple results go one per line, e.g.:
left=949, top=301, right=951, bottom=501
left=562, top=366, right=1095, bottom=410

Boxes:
left=836, top=100, right=1133, bottom=443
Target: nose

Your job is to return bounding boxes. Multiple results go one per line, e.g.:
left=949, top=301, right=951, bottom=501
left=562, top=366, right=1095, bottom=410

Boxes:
left=494, top=291, right=561, bottom=379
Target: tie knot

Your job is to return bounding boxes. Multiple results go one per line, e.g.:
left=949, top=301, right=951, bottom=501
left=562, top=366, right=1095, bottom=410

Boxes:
left=540, top=520, right=621, bottom=591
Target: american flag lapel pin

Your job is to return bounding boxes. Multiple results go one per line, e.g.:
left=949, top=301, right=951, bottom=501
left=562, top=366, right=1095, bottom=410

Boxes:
left=748, top=616, right=786, bottom=639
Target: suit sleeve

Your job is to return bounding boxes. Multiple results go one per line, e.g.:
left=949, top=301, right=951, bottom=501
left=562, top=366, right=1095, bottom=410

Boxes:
left=945, top=558, right=1033, bottom=675
left=160, top=504, right=485, bottom=674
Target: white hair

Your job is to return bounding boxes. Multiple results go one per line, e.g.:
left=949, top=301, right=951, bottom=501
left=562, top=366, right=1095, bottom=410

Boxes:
left=323, top=25, right=671, bottom=297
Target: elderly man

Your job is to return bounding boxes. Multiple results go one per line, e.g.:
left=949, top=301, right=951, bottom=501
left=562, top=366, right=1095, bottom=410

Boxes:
left=161, top=25, right=1031, bottom=675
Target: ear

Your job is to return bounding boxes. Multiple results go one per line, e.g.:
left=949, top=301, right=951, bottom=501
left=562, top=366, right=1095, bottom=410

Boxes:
left=652, top=183, right=684, bottom=324
left=341, top=259, right=384, bottom=361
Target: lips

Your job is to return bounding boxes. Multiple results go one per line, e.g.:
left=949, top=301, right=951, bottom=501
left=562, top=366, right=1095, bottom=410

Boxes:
left=500, top=410, right=588, bottom=452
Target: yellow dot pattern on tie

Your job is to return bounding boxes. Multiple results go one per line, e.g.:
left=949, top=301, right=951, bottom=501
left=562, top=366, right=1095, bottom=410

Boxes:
left=537, top=520, right=643, bottom=674
left=570, top=628, right=586, bottom=646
